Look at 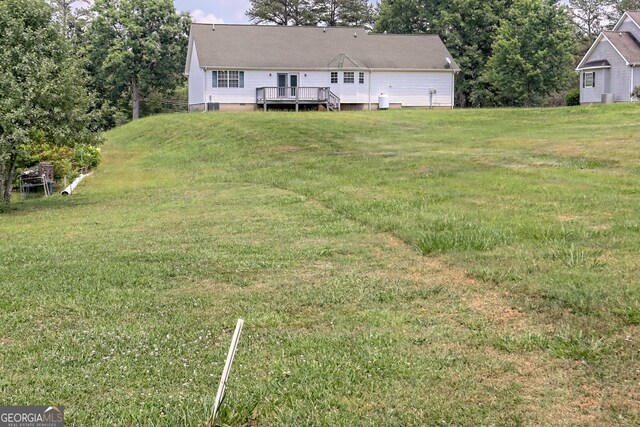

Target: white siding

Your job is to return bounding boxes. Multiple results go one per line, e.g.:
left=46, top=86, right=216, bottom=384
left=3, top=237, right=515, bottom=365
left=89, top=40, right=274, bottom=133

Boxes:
left=617, top=17, right=640, bottom=40
left=201, top=69, right=455, bottom=108
left=581, top=39, right=631, bottom=103
left=370, top=71, right=453, bottom=107
left=188, top=43, right=205, bottom=106
left=203, top=70, right=332, bottom=104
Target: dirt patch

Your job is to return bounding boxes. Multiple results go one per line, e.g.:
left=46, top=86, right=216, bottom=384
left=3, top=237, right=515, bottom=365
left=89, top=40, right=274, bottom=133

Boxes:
left=469, top=297, right=523, bottom=324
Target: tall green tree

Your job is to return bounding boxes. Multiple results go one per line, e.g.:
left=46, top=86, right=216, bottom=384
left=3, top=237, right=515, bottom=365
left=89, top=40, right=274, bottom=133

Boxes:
left=0, top=0, right=100, bottom=212
left=316, top=0, right=375, bottom=27
left=247, top=0, right=375, bottom=26
left=480, top=0, right=577, bottom=107
left=375, top=0, right=438, bottom=33
left=434, top=0, right=514, bottom=107
left=376, top=0, right=514, bottom=107
left=247, top=0, right=318, bottom=25
left=85, top=0, right=190, bottom=121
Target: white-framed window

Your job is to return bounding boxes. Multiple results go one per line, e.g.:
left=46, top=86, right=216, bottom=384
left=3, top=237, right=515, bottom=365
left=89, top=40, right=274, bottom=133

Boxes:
left=359, top=72, right=365, bottom=84
left=212, top=70, right=245, bottom=88
left=331, top=72, right=338, bottom=84
left=343, top=72, right=354, bottom=84
left=583, top=72, right=595, bottom=88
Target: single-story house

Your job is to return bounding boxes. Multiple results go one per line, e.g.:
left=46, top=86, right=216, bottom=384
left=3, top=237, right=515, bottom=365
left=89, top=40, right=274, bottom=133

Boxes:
left=185, top=24, right=459, bottom=112
left=576, top=11, right=640, bottom=104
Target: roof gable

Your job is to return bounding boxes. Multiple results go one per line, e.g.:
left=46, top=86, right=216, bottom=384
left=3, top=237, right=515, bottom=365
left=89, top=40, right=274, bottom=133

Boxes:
left=603, top=31, right=640, bottom=64
left=328, top=54, right=365, bottom=69
left=577, top=31, right=640, bottom=69
left=613, top=11, right=640, bottom=31
left=186, top=24, right=459, bottom=72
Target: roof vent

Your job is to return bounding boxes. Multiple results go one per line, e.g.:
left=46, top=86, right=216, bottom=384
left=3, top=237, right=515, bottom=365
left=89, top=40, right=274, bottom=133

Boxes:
left=354, top=32, right=357, bottom=37
left=445, top=57, right=452, bottom=68
left=323, top=28, right=326, bottom=33
left=211, top=23, right=215, bottom=31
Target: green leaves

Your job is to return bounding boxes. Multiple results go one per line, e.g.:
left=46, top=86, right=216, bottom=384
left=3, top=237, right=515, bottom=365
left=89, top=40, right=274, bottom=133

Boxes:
left=0, top=0, right=100, bottom=211
left=480, top=0, right=577, bottom=107
left=247, top=0, right=374, bottom=27
left=84, top=0, right=190, bottom=120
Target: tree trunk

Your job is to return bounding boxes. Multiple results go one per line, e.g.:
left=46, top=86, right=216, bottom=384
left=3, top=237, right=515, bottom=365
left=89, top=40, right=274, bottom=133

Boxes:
left=1, top=153, right=17, bottom=213
left=132, top=75, right=140, bottom=120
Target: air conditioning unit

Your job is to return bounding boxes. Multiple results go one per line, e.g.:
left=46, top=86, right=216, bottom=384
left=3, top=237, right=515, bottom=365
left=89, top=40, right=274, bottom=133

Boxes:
left=601, top=93, right=614, bottom=104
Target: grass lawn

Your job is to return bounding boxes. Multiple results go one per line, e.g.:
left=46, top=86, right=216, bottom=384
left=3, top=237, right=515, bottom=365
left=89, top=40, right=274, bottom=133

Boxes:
left=1, top=104, right=639, bottom=426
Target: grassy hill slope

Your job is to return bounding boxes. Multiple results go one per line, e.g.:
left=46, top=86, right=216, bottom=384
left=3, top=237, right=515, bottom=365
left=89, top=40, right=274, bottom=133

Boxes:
left=1, top=105, right=639, bottom=425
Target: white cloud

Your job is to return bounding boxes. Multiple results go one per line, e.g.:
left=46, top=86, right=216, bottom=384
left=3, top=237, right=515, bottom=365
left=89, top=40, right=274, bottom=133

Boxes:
left=191, top=9, right=225, bottom=24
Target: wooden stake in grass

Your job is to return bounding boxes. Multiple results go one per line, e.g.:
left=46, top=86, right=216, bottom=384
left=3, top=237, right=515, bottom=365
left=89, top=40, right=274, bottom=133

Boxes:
left=210, top=318, right=244, bottom=425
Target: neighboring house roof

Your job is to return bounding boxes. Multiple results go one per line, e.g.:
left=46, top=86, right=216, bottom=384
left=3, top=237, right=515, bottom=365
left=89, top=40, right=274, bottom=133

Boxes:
left=613, top=11, right=640, bottom=30
left=576, top=31, right=640, bottom=69
left=603, top=31, right=640, bottom=64
left=628, top=11, right=640, bottom=25
left=186, top=24, right=459, bottom=74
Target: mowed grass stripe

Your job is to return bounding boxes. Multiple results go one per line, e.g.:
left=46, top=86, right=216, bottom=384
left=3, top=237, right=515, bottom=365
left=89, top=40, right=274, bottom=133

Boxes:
left=1, top=104, right=638, bottom=425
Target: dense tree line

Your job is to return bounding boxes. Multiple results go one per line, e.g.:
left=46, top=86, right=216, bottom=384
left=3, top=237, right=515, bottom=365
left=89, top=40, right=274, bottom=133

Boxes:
left=374, top=0, right=640, bottom=107
left=247, top=0, right=375, bottom=27
left=376, top=0, right=578, bottom=107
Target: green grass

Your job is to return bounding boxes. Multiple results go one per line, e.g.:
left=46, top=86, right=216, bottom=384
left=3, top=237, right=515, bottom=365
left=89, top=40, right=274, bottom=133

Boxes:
left=1, top=104, right=639, bottom=425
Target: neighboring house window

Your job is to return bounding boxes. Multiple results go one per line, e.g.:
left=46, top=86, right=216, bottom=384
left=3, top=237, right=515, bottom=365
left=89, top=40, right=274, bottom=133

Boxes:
left=583, top=72, right=595, bottom=88
left=344, top=72, right=355, bottom=84
left=331, top=72, right=338, bottom=84
left=359, top=72, right=365, bottom=84
left=212, top=70, right=245, bottom=88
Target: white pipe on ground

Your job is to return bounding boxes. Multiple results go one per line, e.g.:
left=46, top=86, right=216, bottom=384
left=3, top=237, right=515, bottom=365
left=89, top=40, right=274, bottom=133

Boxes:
left=61, top=172, right=92, bottom=196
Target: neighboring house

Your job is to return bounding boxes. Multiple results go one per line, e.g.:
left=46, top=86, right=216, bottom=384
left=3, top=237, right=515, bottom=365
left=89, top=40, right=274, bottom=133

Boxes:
left=576, top=11, right=640, bottom=104
left=185, top=24, right=459, bottom=112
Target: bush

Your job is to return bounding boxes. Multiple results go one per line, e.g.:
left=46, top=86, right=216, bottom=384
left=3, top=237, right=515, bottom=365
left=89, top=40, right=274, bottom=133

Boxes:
left=73, top=144, right=101, bottom=169
left=565, top=88, right=580, bottom=106
left=632, top=86, right=640, bottom=100
left=16, top=142, right=101, bottom=181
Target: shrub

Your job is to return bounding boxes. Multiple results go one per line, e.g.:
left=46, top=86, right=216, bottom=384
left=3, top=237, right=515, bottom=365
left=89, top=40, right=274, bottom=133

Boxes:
left=632, top=86, right=640, bottom=100
left=565, top=88, right=580, bottom=106
left=17, top=142, right=101, bottom=181
left=73, top=144, right=101, bottom=169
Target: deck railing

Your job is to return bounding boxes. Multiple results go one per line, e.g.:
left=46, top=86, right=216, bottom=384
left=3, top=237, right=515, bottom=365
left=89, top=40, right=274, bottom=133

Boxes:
left=257, top=87, right=339, bottom=110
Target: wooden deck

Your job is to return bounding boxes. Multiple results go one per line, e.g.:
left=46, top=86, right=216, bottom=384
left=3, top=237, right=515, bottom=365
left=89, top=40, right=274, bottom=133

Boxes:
left=256, top=87, right=340, bottom=111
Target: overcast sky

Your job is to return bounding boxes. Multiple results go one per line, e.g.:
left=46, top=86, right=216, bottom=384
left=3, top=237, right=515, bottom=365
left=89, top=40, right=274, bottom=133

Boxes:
left=174, top=0, right=380, bottom=24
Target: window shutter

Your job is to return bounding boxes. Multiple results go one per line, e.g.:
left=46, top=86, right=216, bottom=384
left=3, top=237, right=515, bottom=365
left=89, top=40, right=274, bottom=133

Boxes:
left=582, top=73, right=585, bottom=88
left=592, top=72, right=595, bottom=88
left=212, top=71, right=218, bottom=88
left=239, top=71, right=244, bottom=88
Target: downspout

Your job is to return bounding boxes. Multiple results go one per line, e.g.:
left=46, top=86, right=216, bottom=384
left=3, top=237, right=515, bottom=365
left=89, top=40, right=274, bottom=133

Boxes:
left=203, top=67, right=207, bottom=110
left=368, top=69, right=372, bottom=111
left=631, top=65, right=635, bottom=101
left=451, top=72, right=455, bottom=109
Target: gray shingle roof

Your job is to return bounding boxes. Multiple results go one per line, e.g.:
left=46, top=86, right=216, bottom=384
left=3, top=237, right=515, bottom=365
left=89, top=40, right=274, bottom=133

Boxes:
left=626, top=11, right=640, bottom=26
left=603, top=31, right=640, bottom=64
left=188, top=24, right=459, bottom=72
